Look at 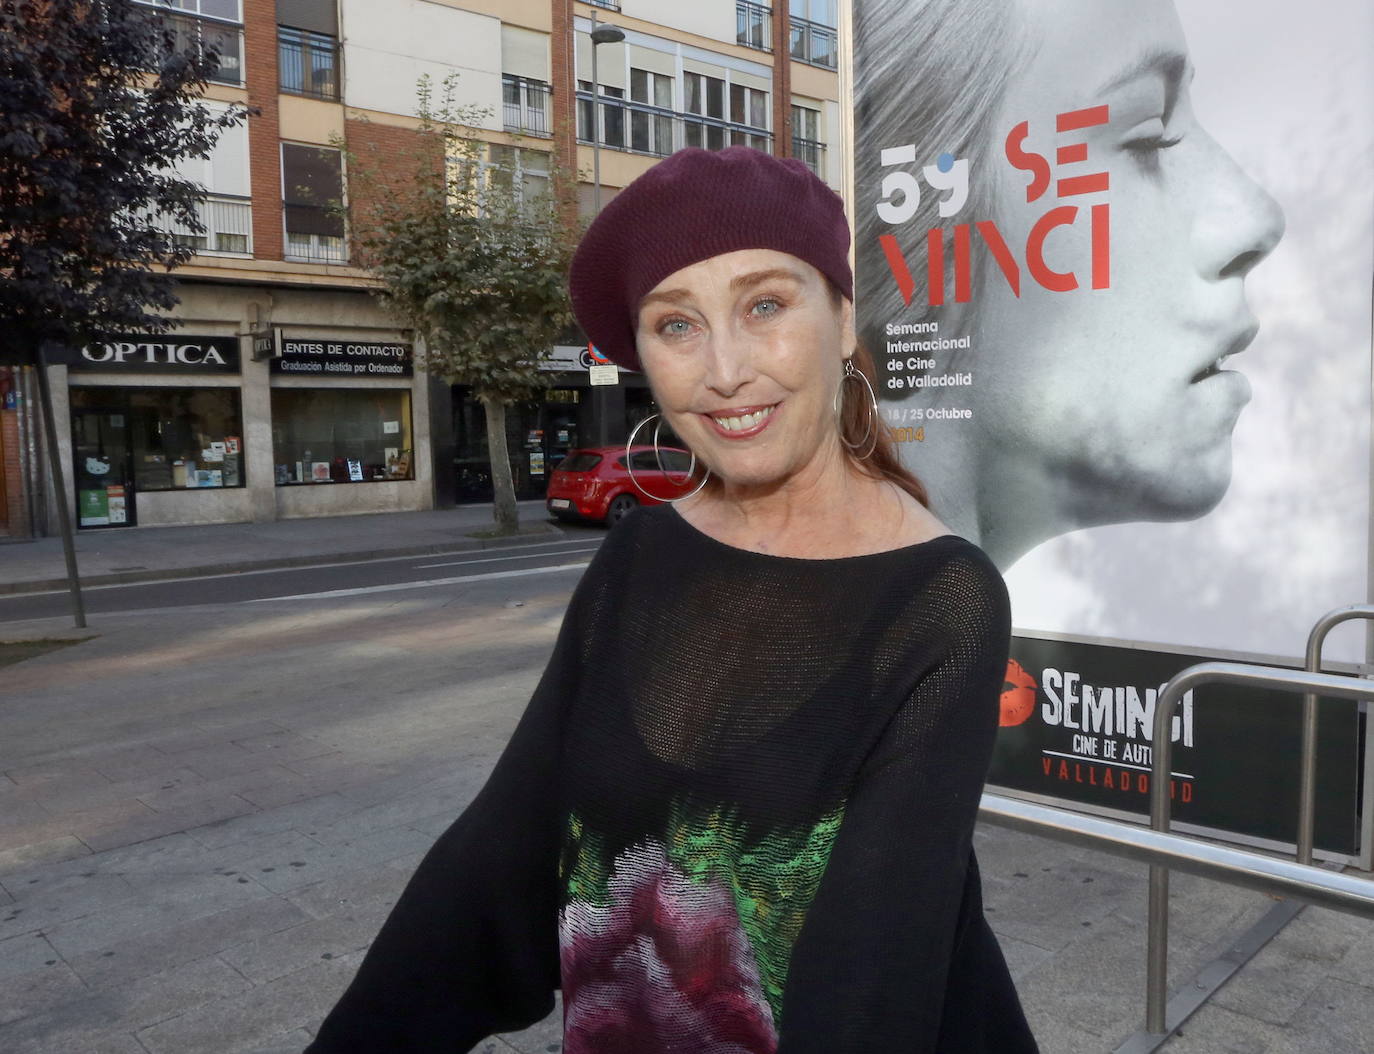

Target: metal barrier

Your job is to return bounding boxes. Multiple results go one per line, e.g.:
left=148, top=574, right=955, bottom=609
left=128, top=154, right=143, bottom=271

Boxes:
left=1298, top=605, right=1374, bottom=864
left=978, top=646, right=1374, bottom=1047
left=1147, top=662, right=1374, bottom=1035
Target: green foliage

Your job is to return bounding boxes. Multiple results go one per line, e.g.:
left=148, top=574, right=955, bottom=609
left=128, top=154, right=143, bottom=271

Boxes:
left=346, top=75, right=583, bottom=404
left=0, top=0, right=250, bottom=363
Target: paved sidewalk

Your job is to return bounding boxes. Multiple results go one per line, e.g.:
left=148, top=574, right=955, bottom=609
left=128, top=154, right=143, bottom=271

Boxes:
left=0, top=502, right=559, bottom=595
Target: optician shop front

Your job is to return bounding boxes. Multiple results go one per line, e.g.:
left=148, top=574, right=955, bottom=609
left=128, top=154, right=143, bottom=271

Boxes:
left=45, top=295, right=432, bottom=529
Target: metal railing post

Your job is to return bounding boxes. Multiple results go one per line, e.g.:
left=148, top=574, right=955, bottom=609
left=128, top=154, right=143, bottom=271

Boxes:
left=1299, top=605, right=1374, bottom=865
left=1145, top=661, right=1374, bottom=1037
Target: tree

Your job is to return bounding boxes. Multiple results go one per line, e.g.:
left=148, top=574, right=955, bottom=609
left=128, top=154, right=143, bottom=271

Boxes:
left=0, top=0, right=250, bottom=361
left=347, top=76, right=582, bottom=535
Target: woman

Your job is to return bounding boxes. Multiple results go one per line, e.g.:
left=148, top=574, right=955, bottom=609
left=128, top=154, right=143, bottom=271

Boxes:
left=853, top=0, right=1285, bottom=569
left=306, top=147, right=1036, bottom=1052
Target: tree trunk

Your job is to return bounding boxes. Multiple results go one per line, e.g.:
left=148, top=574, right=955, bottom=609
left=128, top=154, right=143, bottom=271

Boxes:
left=481, top=393, right=519, bottom=535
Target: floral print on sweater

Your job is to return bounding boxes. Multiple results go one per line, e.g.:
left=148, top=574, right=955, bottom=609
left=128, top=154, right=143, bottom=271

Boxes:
left=559, top=803, right=845, bottom=1052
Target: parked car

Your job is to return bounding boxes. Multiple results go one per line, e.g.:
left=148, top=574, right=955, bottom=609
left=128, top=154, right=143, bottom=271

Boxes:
left=546, top=445, right=697, bottom=526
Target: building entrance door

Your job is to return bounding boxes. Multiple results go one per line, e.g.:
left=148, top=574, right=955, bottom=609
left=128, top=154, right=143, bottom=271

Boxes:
left=71, top=405, right=136, bottom=528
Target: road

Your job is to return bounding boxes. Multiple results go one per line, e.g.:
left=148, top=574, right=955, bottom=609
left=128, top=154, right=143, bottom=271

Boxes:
left=0, top=528, right=606, bottom=623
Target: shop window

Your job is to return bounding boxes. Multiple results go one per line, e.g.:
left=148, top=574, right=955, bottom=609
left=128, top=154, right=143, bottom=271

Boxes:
left=271, top=388, right=413, bottom=484
left=70, top=386, right=245, bottom=491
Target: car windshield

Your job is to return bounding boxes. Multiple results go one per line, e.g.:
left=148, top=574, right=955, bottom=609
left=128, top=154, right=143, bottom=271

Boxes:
left=557, top=453, right=602, bottom=473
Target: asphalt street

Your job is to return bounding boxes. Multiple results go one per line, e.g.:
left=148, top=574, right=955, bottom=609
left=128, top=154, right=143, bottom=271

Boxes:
left=0, top=531, right=605, bottom=622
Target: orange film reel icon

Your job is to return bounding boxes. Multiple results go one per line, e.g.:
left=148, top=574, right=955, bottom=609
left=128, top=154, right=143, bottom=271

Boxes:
left=1000, top=658, right=1036, bottom=727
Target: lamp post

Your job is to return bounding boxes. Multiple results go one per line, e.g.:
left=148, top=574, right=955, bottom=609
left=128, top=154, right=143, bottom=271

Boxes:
left=588, top=11, right=625, bottom=446
left=589, top=11, right=625, bottom=214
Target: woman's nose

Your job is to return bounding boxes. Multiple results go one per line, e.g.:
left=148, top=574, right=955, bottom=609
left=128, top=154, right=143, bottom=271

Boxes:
left=701, top=330, right=758, bottom=397
left=1194, top=135, right=1285, bottom=281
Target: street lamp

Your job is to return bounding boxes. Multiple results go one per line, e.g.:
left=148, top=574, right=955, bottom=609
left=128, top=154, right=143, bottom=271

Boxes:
left=588, top=12, right=626, bottom=448
left=589, top=11, right=625, bottom=215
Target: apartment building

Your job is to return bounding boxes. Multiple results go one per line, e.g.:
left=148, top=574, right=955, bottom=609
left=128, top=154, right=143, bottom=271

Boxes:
left=22, top=0, right=843, bottom=533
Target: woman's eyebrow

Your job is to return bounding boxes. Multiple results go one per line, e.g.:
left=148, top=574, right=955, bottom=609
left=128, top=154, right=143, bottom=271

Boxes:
left=729, top=268, right=806, bottom=292
left=1093, top=48, right=1189, bottom=100
left=639, top=288, right=694, bottom=311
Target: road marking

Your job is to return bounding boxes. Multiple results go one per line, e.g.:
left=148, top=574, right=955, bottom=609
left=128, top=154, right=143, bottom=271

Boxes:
left=2, top=537, right=601, bottom=598
left=413, top=545, right=601, bottom=570
left=252, top=561, right=592, bottom=602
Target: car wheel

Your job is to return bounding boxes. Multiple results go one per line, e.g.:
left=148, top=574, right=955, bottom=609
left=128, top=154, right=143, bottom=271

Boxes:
left=605, top=492, right=638, bottom=527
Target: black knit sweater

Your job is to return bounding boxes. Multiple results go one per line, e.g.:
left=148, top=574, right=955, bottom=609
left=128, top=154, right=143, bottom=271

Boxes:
left=307, top=505, right=1037, bottom=1053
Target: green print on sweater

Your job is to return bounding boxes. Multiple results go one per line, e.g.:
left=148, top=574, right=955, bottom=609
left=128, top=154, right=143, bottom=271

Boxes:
left=559, top=801, right=846, bottom=1024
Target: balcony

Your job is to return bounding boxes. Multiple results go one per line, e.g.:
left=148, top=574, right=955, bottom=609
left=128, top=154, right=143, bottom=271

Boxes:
left=582, top=0, right=621, bottom=9
left=793, top=136, right=826, bottom=179
left=502, top=75, right=552, bottom=137
left=145, top=193, right=252, bottom=256
left=141, top=7, right=244, bottom=86
left=577, top=93, right=772, bottom=158
left=736, top=2, right=772, bottom=52
left=284, top=205, right=347, bottom=264
left=279, top=27, right=340, bottom=100
left=789, top=16, right=837, bottom=69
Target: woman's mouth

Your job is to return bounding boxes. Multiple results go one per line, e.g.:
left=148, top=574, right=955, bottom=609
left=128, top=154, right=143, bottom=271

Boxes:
left=1190, top=325, right=1259, bottom=384
left=703, top=404, right=778, bottom=438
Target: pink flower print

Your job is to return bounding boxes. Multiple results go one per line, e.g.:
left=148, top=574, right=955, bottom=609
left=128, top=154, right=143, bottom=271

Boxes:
left=560, top=842, right=778, bottom=1054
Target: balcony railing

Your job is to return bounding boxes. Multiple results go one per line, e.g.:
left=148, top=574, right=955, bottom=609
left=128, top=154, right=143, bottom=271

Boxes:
left=142, top=193, right=252, bottom=256
left=793, top=137, right=826, bottom=179
left=502, top=76, right=552, bottom=137
left=279, top=27, right=339, bottom=100
left=789, top=16, right=837, bottom=69
left=736, top=2, right=772, bottom=51
left=141, top=6, right=244, bottom=86
left=583, top=0, right=621, bottom=9
left=284, top=205, right=347, bottom=264
left=577, top=92, right=773, bottom=158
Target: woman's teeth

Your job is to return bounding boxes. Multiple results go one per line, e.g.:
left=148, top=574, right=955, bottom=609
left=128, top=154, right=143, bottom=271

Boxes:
left=714, top=407, right=774, bottom=432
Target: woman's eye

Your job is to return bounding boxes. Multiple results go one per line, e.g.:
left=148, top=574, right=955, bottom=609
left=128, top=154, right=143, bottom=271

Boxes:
left=749, top=297, right=782, bottom=318
left=658, top=317, right=693, bottom=338
left=1122, top=119, right=1183, bottom=166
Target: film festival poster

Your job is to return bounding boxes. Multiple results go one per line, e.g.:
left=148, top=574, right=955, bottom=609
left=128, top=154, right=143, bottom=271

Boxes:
left=852, top=0, right=1373, bottom=849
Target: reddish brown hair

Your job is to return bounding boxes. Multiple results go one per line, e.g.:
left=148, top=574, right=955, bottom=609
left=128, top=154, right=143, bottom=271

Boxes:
left=839, top=341, right=930, bottom=508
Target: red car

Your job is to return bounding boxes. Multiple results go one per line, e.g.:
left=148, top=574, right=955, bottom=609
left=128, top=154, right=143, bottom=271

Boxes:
left=546, top=445, right=698, bottom=525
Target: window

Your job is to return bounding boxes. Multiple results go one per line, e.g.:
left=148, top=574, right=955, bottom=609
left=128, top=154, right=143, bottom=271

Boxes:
left=135, top=0, right=243, bottom=85
left=788, top=0, right=837, bottom=68
left=484, top=145, right=550, bottom=212
left=503, top=75, right=552, bottom=136
left=71, top=387, right=245, bottom=492
left=271, top=389, right=413, bottom=485
left=281, top=144, right=346, bottom=263
left=577, top=80, right=625, bottom=149
left=791, top=103, right=824, bottom=177
left=278, top=26, right=339, bottom=99
left=629, top=69, right=674, bottom=156
left=684, top=72, right=726, bottom=150
left=729, top=84, right=770, bottom=150
left=154, top=106, right=251, bottom=255
left=736, top=2, right=771, bottom=51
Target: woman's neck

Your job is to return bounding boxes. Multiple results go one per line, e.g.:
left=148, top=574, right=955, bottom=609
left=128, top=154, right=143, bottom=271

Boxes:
left=678, top=448, right=945, bottom=559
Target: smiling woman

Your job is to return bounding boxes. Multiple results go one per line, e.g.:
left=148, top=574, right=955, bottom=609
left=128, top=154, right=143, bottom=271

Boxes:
left=306, top=148, right=1038, bottom=1054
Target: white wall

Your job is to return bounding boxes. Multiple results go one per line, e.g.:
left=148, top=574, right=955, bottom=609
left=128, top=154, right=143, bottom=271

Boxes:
left=341, top=0, right=502, bottom=127
left=621, top=0, right=735, bottom=46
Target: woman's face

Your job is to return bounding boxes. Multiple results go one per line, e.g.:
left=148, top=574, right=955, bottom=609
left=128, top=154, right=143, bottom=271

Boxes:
left=967, top=0, right=1284, bottom=523
left=635, top=249, right=854, bottom=492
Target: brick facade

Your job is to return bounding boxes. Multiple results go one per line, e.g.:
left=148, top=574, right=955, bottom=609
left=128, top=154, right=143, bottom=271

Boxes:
left=244, top=0, right=283, bottom=260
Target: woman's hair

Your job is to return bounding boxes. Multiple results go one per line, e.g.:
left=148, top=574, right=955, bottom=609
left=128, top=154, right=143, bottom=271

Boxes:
left=840, top=340, right=931, bottom=508
left=852, top=0, right=1023, bottom=370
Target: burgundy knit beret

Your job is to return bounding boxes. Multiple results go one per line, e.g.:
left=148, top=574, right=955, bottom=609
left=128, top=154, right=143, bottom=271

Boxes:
left=568, top=146, right=853, bottom=371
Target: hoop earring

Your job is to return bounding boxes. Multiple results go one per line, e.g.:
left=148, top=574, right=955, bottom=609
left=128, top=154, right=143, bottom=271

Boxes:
left=625, top=413, right=711, bottom=502
left=835, top=359, right=881, bottom=460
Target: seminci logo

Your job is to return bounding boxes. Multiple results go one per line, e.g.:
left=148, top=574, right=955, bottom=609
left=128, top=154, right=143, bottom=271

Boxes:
left=1000, top=658, right=1036, bottom=727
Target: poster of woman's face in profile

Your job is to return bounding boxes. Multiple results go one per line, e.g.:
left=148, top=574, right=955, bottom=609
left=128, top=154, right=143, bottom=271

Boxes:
left=853, top=0, right=1373, bottom=664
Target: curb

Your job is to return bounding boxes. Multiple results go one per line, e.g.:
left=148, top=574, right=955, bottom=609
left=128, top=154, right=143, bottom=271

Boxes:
left=0, top=524, right=574, bottom=596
